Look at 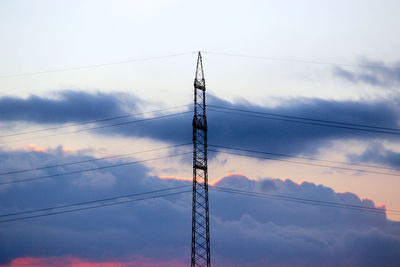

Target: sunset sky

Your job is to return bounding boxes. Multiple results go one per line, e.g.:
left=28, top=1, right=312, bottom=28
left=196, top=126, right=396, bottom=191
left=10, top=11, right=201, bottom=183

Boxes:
left=1, top=0, right=400, bottom=266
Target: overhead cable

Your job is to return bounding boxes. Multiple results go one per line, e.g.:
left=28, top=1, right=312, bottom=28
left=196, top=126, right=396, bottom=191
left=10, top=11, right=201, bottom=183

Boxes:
left=203, top=51, right=400, bottom=71
left=0, top=111, right=191, bottom=145
left=209, top=149, right=400, bottom=177
left=0, top=187, right=191, bottom=223
left=209, top=144, right=400, bottom=172
left=0, top=52, right=196, bottom=79
left=0, top=152, right=191, bottom=186
left=207, top=108, right=400, bottom=136
left=0, top=143, right=191, bottom=176
left=211, top=186, right=400, bottom=216
left=208, top=105, right=400, bottom=133
left=0, top=104, right=190, bottom=138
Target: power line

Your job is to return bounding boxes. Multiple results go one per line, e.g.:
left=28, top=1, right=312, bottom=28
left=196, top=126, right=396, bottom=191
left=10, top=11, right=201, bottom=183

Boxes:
left=2, top=50, right=397, bottom=80
left=208, top=105, right=400, bottom=133
left=0, top=104, right=190, bottom=138
left=3, top=184, right=396, bottom=224
left=6, top=104, right=395, bottom=139
left=0, top=185, right=191, bottom=219
left=0, top=143, right=191, bottom=176
left=203, top=51, right=400, bottom=71
left=0, top=152, right=192, bottom=186
left=0, top=52, right=196, bottom=79
left=214, top=186, right=399, bottom=214
left=208, top=108, right=400, bottom=136
left=0, top=188, right=192, bottom=223
left=211, top=187, right=396, bottom=215
left=209, top=149, right=400, bottom=177
left=211, top=186, right=400, bottom=216
left=0, top=111, right=191, bottom=145
left=2, top=143, right=397, bottom=188
left=209, top=144, right=400, bottom=172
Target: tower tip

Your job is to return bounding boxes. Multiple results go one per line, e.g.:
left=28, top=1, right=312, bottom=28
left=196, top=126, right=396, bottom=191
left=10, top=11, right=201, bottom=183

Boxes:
left=194, top=50, right=205, bottom=90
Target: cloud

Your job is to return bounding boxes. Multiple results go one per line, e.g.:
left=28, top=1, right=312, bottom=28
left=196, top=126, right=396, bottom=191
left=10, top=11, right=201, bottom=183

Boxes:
left=333, top=58, right=400, bottom=87
left=0, top=90, right=140, bottom=123
left=0, top=149, right=399, bottom=266
left=348, top=142, right=400, bottom=169
left=0, top=147, right=191, bottom=265
left=212, top=174, right=388, bottom=229
left=1, top=90, right=399, bottom=161
left=105, top=94, right=400, bottom=157
left=0, top=257, right=185, bottom=267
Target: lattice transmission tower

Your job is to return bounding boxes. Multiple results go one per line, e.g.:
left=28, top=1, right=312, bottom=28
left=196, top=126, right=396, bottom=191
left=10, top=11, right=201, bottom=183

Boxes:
left=191, top=52, right=211, bottom=267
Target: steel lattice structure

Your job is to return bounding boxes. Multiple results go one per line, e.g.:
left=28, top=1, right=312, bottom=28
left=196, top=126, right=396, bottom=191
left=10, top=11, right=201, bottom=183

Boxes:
left=191, top=52, right=211, bottom=267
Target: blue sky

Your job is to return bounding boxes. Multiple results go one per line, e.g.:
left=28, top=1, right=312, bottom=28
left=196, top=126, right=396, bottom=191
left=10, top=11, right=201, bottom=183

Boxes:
left=0, top=1, right=400, bottom=266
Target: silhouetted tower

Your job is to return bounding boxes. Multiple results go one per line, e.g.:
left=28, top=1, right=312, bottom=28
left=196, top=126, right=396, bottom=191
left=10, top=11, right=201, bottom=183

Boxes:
left=191, top=52, right=211, bottom=267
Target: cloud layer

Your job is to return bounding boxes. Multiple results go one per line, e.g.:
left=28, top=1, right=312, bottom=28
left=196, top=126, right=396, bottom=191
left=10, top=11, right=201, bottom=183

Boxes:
left=1, top=91, right=399, bottom=167
left=0, top=91, right=138, bottom=123
left=348, top=142, right=400, bottom=169
left=0, top=148, right=399, bottom=266
left=333, top=58, right=400, bottom=87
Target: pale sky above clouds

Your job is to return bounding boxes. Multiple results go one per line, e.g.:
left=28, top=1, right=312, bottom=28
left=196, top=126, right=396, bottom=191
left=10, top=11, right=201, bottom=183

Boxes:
left=1, top=0, right=399, bottom=101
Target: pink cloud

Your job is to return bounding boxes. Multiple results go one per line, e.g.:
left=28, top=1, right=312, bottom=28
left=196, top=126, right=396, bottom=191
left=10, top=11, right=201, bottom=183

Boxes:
left=0, top=257, right=186, bottom=267
left=159, top=176, right=191, bottom=182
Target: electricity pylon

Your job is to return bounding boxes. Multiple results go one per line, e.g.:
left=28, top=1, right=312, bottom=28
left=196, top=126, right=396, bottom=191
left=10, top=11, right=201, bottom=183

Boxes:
left=191, top=52, right=211, bottom=267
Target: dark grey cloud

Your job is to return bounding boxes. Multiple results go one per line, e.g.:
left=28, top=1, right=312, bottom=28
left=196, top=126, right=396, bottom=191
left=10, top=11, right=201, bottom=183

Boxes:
left=0, top=150, right=399, bottom=266
left=0, top=147, right=190, bottom=264
left=348, top=142, right=400, bottom=169
left=0, top=90, right=139, bottom=123
left=333, top=58, right=400, bottom=87
left=1, top=90, right=399, bottom=162
left=106, top=94, right=400, bottom=157
left=212, top=174, right=388, bottom=229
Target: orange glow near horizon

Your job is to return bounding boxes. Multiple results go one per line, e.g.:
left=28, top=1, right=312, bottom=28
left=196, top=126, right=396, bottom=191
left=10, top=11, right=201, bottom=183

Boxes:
left=159, top=176, right=191, bottom=182
left=15, top=144, right=74, bottom=153
left=159, top=172, right=261, bottom=186
left=0, top=257, right=186, bottom=267
left=22, top=144, right=47, bottom=153
left=210, top=172, right=259, bottom=185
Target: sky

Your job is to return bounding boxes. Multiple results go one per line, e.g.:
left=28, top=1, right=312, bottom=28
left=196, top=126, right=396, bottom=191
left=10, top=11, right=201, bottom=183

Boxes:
left=0, top=0, right=400, bottom=266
